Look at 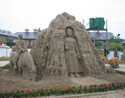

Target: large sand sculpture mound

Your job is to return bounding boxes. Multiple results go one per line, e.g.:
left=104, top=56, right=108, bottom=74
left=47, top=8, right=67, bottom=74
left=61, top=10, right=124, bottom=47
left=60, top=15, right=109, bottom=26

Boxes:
left=1, top=12, right=125, bottom=94
left=31, top=12, right=115, bottom=78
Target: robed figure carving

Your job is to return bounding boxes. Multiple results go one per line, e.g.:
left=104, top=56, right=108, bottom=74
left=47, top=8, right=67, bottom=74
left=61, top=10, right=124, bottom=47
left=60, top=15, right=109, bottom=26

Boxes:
left=65, top=26, right=82, bottom=77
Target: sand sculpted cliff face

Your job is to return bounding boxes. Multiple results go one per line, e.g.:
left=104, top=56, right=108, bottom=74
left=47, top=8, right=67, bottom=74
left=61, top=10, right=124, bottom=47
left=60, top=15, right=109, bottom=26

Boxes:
left=31, top=12, right=110, bottom=77
left=121, top=50, right=125, bottom=61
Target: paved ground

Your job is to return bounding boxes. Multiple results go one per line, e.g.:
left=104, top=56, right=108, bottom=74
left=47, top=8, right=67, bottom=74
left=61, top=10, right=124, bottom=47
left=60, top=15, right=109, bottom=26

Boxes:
left=0, top=61, right=9, bottom=67
left=115, top=64, right=125, bottom=71
left=105, top=63, right=125, bottom=71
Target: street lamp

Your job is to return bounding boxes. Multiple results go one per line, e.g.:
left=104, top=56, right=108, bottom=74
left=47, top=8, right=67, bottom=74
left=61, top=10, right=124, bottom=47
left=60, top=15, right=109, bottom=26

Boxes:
left=4, top=44, right=7, bottom=57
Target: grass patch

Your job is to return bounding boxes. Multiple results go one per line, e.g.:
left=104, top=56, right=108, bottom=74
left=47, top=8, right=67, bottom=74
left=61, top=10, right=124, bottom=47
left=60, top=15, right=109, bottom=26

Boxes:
left=116, top=70, right=125, bottom=75
left=0, top=57, right=9, bottom=61
left=0, top=66, right=10, bottom=69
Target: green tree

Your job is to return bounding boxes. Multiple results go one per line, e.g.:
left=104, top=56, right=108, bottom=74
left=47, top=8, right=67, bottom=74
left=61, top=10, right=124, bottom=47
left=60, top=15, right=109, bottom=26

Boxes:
left=0, top=41, right=2, bottom=45
left=108, top=34, right=125, bottom=54
left=117, top=33, right=120, bottom=37
left=109, top=43, right=124, bottom=57
left=95, top=41, right=102, bottom=46
left=108, top=36, right=123, bottom=43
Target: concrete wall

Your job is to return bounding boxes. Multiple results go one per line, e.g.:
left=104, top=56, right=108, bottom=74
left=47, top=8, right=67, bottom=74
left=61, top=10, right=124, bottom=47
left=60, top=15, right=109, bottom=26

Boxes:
left=107, top=51, right=123, bottom=60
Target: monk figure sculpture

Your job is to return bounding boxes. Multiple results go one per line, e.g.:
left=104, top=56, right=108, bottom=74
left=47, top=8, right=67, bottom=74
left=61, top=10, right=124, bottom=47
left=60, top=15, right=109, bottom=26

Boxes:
left=65, top=26, right=82, bottom=77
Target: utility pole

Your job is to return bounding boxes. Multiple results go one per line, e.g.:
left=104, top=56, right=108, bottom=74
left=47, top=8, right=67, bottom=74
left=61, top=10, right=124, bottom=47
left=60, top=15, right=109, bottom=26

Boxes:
left=94, top=19, right=96, bottom=46
left=106, top=19, right=108, bottom=48
left=6, top=37, right=7, bottom=57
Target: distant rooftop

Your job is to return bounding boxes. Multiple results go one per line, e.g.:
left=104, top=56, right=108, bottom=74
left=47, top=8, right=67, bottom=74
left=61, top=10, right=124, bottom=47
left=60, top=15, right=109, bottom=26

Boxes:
left=14, top=32, right=38, bottom=39
left=88, top=32, right=113, bottom=41
left=0, top=29, right=17, bottom=37
left=14, top=31, right=113, bottom=41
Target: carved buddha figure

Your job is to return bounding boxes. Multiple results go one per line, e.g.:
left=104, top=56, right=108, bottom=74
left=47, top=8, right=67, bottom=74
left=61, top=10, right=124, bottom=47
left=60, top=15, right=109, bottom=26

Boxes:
left=65, top=26, right=82, bottom=77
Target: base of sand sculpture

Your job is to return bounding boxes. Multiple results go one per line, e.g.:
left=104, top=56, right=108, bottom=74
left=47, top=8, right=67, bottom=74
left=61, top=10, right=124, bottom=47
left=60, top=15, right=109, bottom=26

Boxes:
left=0, top=68, right=125, bottom=92
left=121, top=50, right=125, bottom=61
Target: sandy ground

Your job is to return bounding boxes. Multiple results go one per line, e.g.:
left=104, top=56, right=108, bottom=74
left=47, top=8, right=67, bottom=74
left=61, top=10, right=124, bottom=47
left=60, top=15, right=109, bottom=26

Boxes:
left=0, top=68, right=125, bottom=92
left=0, top=61, right=125, bottom=98
left=0, top=69, right=109, bottom=92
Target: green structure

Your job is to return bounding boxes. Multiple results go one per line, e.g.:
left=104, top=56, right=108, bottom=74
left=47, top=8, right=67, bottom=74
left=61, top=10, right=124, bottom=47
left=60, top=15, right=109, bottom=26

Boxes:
left=89, top=18, right=95, bottom=29
left=89, top=17, right=105, bottom=29
left=96, top=46, right=110, bottom=54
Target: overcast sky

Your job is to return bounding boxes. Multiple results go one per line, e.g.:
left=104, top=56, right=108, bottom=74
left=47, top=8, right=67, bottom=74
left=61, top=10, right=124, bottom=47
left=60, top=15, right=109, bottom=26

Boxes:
left=0, top=0, right=125, bottom=38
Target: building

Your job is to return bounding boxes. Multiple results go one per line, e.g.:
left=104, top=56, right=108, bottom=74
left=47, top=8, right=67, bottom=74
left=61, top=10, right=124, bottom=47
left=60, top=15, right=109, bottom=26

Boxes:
left=88, top=32, right=113, bottom=41
left=0, top=29, right=17, bottom=46
left=0, top=28, right=113, bottom=48
left=88, top=31, right=113, bottom=46
left=14, top=29, right=41, bottom=48
left=14, top=28, right=113, bottom=48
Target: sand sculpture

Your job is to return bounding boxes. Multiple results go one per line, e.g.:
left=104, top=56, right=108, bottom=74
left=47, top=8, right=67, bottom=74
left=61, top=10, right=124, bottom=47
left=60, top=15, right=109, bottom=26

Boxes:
left=31, top=12, right=115, bottom=78
left=9, top=12, right=115, bottom=81
left=121, top=49, right=125, bottom=61
left=9, top=34, right=37, bottom=81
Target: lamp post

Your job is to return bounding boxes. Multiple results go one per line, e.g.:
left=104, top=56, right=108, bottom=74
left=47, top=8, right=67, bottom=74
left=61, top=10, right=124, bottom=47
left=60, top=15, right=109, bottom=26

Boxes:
left=94, top=19, right=96, bottom=46
left=4, top=44, right=7, bottom=57
left=106, top=19, right=108, bottom=48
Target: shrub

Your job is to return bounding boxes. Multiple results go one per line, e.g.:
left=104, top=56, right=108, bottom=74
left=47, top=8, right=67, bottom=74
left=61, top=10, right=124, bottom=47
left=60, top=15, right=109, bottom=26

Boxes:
left=0, top=82, right=125, bottom=98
